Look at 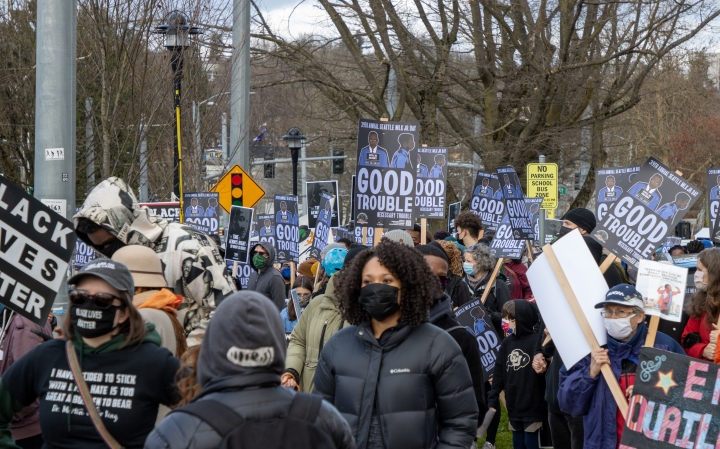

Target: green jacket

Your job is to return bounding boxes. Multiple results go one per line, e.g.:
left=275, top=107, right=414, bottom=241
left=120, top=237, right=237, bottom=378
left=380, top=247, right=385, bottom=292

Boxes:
left=285, top=276, right=344, bottom=393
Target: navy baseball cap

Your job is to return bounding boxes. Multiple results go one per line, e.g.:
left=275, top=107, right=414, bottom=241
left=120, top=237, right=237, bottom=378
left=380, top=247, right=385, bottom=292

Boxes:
left=594, top=284, right=644, bottom=309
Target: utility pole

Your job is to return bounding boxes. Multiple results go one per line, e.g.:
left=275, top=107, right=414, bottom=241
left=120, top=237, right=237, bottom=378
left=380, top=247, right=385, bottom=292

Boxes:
left=538, top=155, right=546, bottom=245
left=34, top=0, right=76, bottom=308
left=230, top=0, right=251, bottom=170
left=222, top=112, right=228, bottom=160
left=85, top=98, right=95, bottom=192
left=139, top=119, right=148, bottom=202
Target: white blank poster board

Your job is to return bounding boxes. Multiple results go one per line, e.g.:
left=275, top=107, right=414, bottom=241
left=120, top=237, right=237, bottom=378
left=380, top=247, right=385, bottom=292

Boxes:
left=526, top=230, right=609, bottom=368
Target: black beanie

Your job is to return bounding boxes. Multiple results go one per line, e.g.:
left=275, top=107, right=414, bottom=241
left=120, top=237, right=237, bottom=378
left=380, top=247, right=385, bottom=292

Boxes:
left=563, top=208, right=597, bottom=233
left=344, top=244, right=368, bottom=265
left=416, top=243, right=450, bottom=264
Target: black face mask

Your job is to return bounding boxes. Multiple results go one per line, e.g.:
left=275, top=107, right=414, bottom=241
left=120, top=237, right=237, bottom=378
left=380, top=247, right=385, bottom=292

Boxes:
left=96, top=238, right=125, bottom=258
left=556, top=226, right=573, bottom=239
left=358, top=283, right=400, bottom=322
left=70, top=303, right=122, bottom=338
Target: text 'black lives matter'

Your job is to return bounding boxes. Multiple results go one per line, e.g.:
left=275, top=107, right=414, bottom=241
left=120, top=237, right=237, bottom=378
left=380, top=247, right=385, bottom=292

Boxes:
left=496, top=166, right=533, bottom=239
left=591, top=157, right=700, bottom=268
left=0, top=176, right=77, bottom=324
left=274, top=195, right=299, bottom=263
left=469, top=171, right=504, bottom=230
left=354, top=118, right=419, bottom=229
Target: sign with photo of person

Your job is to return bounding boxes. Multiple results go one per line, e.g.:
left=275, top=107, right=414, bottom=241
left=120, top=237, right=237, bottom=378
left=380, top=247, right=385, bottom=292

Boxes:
left=257, top=214, right=276, bottom=260
left=0, top=176, right=78, bottom=324
left=354, top=118, right=419, bottom=229
left=707, top=168, right=720, bottom=242
left=225, top=206, right=253, bottom=263
left=414, top=147, right=447, bottom=218
left=470, top=171, right=504, bottom=230
left=454, top=299, right=501, bottom=382
left=274, top=195, right=300, bottom=263
left=489, top=214, right=525, bottom=259
left=496, top=166, right=533, bottom=239
left=525, top=197, right=543, bottom=240
left=620, top=347, right=720, bottom=448
left=182, top=192, right=220, bottom=235
left=595, top=165, right=641, bottom=221
left=311, top=193, right=335, bottom=255
left=591, top=157, right=701, bottom=268
left=353, top=225, right=374, bottom=247
left=306, top=181, right=339, bottom=228
left=332, top=227, right=350, bottom=242
left=635, top=259, right=688, bottom=322
left=448, top=201, right=461, bottom=233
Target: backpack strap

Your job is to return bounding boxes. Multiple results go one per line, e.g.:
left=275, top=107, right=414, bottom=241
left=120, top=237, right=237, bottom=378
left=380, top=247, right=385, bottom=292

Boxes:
left=288, top=393, right=323, bottom=423
left=444, top=325, right=467, bottom=333
left=173, top=400, right=244, bottom=437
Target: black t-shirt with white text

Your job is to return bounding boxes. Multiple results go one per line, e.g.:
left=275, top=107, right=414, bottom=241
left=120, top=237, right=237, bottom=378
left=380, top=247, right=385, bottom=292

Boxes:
left=2, top=339, right=179, bottom=449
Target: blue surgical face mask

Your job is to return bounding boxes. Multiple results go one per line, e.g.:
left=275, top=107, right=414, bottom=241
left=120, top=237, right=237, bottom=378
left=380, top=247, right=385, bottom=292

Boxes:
left=281, top=267, right=291, bottom=280
left=463, top=262, right=477, bottom=276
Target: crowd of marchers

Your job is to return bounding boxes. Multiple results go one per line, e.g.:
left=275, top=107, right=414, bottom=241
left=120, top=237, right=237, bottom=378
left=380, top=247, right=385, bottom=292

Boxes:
left=0, top=177, right=717, bottom=449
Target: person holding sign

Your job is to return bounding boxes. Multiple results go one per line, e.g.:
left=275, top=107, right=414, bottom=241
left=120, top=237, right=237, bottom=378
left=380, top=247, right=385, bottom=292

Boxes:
left=682, top=248, right=720, bottom=360
left=0, top=259, right=180, bottom=449
left=313, top=241, right=478, bottom=449
left=558, top=284, right=684, bottom=449
left=557, top=208, right=596, bottom=238
left=248, top=243, right=286, bottom=312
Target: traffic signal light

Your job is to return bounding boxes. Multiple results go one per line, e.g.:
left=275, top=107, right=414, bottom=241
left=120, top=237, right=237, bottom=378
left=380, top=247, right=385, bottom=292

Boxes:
left=332, top=149, right=344, bottom=174
left=574, top=172, right=581, bottom=190
left=231, top=173, right=243, bottom=207
left=264, top=154, right=275, bottom=179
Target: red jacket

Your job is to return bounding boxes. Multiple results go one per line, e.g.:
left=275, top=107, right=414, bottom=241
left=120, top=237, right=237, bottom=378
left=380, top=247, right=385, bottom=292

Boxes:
left=505, top=260, right=533, bottom=300
left=681, top=313, right=712, bottom=360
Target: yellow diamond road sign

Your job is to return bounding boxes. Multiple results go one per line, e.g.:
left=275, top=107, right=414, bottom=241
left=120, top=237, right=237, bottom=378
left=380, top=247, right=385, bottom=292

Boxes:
left=526, top=163, right=558, bottom=210
left=210, top=165, right=266, bottom=213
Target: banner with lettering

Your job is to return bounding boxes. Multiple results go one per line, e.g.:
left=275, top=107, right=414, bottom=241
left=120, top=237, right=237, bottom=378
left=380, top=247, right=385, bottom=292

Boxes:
left=470, top=171, right=504, bottom=230
left=455, top=299, right=501, bottom=382
left=415, top=147, right=447, bottom=218
left=274, top=195, right=300, bottom=264
left=707, top=169, right=720, bottom=242
left=496, top=166, right=533, bottom=239
left=595, top=165, right=641, bottom=222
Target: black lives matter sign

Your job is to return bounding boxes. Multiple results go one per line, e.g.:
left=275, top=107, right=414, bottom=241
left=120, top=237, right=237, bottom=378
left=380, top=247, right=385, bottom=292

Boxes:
left=274, top=195, right=299, bottom=263
left=139, top=202, right=181, bottom=223
left=707, top=169, right=720, bottom=242
left=591, top=157, right=700, bottom=268
left=225, top=206, right=253, bottom=263
left=620, top=347, right=720, bottom=448
left=469, top=171, right=504, bottom=230
left=414, top=147, right=447, bottom=219
left=0, top=177, right=77, bottom=324
left=595, top=165, right=641, bottom=222
left=354, top=119, right=418, bottom=229
left=496, top=166, right=533, bottom=239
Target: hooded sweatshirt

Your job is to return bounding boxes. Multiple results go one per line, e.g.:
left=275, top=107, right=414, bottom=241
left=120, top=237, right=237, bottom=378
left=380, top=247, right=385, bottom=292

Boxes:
left=144, top=291, right=355, bottom=449
left=0, top=324, right=179, bottom=449
left=488, top=300, right=546, bottom=425
left=73, top=178, right=236, bottom=344
left=247, top=241, right=287, bottom=311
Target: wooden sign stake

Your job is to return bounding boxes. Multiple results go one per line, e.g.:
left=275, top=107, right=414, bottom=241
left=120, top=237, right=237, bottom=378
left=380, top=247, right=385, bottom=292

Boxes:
left=421, top=218, right=427, bottom=245
left=542, top=243, right=628, bottom=418
left=525, top=240, right=534, bottom=263
left=599, top=253, right=617, bottom=274
left=480, top=258, right=504, bottom=305
left=232, top=261, right=238, bottom=277
left=374, top=228, right=383, bottom=246
left=645, top=316, right=659, bottom=347
left=362, top=226, right=368, bottom=246
left=290, top=261, right=296, bottom=287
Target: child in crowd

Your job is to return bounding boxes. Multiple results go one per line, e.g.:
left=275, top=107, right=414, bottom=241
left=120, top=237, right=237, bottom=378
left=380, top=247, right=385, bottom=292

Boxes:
left=488, top=300, right=547, bottom=449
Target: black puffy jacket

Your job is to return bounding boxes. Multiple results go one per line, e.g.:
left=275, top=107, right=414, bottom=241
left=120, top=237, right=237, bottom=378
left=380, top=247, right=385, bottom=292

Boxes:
left=313, top=322, right=478, bottom=449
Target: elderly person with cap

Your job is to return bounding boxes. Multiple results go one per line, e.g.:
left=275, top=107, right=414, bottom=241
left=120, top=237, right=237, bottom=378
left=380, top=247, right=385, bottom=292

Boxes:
left=558, top=284, right=684, bottom=449
left=0, top=259, right=180, bottom=449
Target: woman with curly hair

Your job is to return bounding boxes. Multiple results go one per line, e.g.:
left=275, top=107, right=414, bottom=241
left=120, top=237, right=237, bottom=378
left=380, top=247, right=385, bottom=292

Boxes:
left=313, top=240, right=478, bottom=449
left=436, top=240, right=472, bottom=308
left=682, top=248, right=720, bottom=360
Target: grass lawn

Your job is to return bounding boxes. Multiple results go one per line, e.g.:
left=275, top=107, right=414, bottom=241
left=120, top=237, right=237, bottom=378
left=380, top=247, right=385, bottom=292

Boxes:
left=476, top=403, right=514, bottom=449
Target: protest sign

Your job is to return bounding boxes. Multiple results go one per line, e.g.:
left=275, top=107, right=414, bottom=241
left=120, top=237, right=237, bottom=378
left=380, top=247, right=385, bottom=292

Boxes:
left=414, top=147, right=447, bottom=218
left=591, top=158, right=701, bottom=268
left=306, top=181, right=339, bottom=228
left=620, top=347, right=720, bottom=448
left=333, top=227, right=350, bottom=242
left=312, top=193, right=335, bottom=255
left=353, top=225, right=374, bottom=247
left=228, top=260, right=253, bottom=289
left=496, top=166, right=533, bottom=239
left=662, top=236, right=682, bottom=253
left=274, top=195, right=299, bottom=263
left=225, top=206, right=253, bottom=263
left=74, top=240, right=97, bottom=270
left=0, top=176, right=77, bottom=324
left=250, top=220, right=259, bottom=240
left=448, top=201, right=461, bottom=233
left=707, top=168, right=720, bottom=242
left=257, top=214, right=276, bottom=260
left=636, top=260, right=687, bottom=322
left=490, top=214, right=525, bottom=259
left=139, top=202, right=181, bottom=223
left=454, top=299, right=501, bottom=382
left=544, top=219, right=563, bottom=245
left=470, top=172, right=504, bottom=230
left=275, top=196, right=299, bottom=226
left=182, top=192, right=219, bottom=235
left=595, top=165, right=641, bottom=221
left=354, top=118, right=418, bottom=229
left=526, top=197, right=543, bottom=240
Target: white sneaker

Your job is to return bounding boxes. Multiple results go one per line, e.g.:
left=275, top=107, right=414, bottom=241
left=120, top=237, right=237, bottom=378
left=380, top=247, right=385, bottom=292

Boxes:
left=482, top=443, right=495, bottom=449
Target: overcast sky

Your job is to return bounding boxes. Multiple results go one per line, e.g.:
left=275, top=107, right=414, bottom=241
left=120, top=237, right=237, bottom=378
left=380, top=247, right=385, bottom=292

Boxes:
left=253, top=0, right=329, bottom=39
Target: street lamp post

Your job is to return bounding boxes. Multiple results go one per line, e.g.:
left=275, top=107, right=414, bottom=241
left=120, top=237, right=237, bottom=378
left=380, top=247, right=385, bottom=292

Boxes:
left=282, top=127, right=307, bottom=197
left=155, top=11, right=201, bottom=223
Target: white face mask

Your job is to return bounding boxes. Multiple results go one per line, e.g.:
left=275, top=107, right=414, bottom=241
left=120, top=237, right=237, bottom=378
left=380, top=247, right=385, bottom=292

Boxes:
left=694, top=270, right=707, bottom=291
left=604, top=314, right=636, bottom=341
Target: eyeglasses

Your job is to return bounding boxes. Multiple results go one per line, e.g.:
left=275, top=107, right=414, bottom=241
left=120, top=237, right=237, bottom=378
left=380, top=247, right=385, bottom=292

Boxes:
left=69, top=289, right=126, bottom=310
left=600, top=309, right=635, bottom=319
left=255, top=251, right=269, bottom=257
